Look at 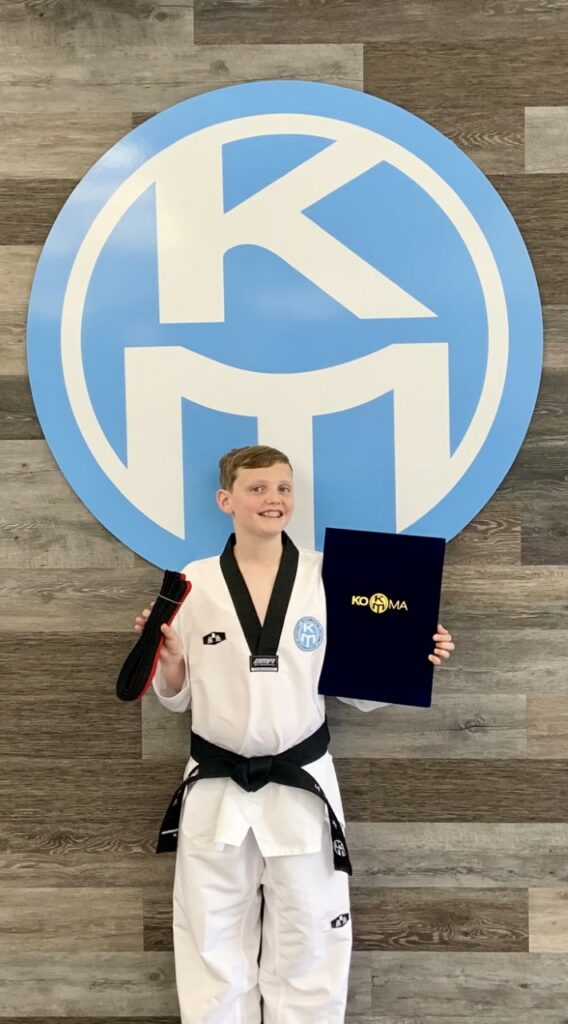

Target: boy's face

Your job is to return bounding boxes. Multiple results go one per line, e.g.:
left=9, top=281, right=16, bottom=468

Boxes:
left=216, top=462, right=294, bottom=539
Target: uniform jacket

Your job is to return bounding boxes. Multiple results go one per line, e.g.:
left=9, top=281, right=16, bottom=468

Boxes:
left=153, top=540, right=390, bottom=855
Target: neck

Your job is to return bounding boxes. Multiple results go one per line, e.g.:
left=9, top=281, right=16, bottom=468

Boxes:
left=233, top=529, right=285, bottom=567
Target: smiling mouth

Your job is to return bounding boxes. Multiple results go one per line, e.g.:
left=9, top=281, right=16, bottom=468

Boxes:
left=259, top=511, right=283, bottom=517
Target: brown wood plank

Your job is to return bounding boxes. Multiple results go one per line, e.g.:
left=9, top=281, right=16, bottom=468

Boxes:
left=364, top=40, right=568, bottom=111
left=438, top=564, right=568, bottom=630
left=526, top=107, right=568, bottom=174
left=327, top=695, right=527, bottom=760
left=0, top=245, right=39, bottom=314
left=434, top=628, right=568, bottom=696
left=529, top=888, right=568, bottom=952
left=0, top=440, right=137, bottom=568
left=1, top=43, right=363, bottom=111
left=0, top=1020, right=180, bottom=1024
left=0, top=888, right=144, bottom=952
left=0, top=308, right=26, bottom=376
left=0, top=114, right=133, bottom=178
left=347, top=823, right=568, bottom=889
left=194, top=0, right=568, bottom=44
left=0, top=0, right=195, bottom=47
left=0, top=567, right=163, bottom=632
left=527, top=697, right=568, bottom=759
left=369, top=760, right=568, bottom=822
left=0, top=951, right=180, bottom=1017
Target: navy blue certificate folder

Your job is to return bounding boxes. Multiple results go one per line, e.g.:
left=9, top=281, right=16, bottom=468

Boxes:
left=317, top=527, right=446, bottom=708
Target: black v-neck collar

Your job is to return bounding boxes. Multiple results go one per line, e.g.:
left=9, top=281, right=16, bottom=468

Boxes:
left=219, top=531, right=299, bottom=655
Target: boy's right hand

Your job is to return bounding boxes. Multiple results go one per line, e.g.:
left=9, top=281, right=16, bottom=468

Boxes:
left=134, top=601, right=184, bottom=664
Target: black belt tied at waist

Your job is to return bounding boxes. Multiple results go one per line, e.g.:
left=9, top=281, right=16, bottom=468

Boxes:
left=155, top=716, right=352, bottom=875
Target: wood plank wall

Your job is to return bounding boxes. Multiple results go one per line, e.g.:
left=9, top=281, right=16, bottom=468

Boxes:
left=0, top=1, right=567, bottom=1021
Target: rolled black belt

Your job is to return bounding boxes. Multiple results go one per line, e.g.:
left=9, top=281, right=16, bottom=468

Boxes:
left=155, top=716, right=352, bottom=875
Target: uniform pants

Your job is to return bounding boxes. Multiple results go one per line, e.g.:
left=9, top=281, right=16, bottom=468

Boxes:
left=172, top=814, right=353, bottom=1023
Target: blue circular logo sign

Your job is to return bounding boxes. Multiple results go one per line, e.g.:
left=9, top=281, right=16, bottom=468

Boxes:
left=27, top=80, right=543, bottom=567
left=294, top=617, right=324, bottom=651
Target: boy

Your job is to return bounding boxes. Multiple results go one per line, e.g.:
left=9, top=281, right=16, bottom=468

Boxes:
left=134, top=444, right=454, bottom=1024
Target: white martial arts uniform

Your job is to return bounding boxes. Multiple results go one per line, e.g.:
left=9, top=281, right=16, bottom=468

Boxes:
left=152, top=533, right=389, bottom=1024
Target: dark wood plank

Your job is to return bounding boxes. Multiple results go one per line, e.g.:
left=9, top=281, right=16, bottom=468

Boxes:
left=522, top=370, right=568, bottom=440
left=0, top=632, right=143, bottom=695
left=364, top=40, right=568, bottom=111
left=443, top=496, right=520, bottom=566
left=521, top=499, right=568, bottom=565
left=487, top=176, right=568, bottom=306
left=0, top=179, right=76, bottom=245
left=369, top=760, right=568, bottom=822
left=194, top=0, right=568, bottom=44
left=0, top=756, right=186, bottom=833
left=500, top=438, right=568, bottom=499
left=350, top=887, right=528, bottom=952
left=0, top=756, right=368, bottom=852
left=143, top=885, right=176, bottom=951
left=542, top=306, right=568, bottom=370
left=0, top=376, right=43, bottom=440
left=411, top=108, right=524, bottom=174
left=335, top=758, right=371, bottom=822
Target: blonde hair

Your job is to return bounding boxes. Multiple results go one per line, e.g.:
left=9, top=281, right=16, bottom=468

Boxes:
left=218, top=445, right=292, bottom=491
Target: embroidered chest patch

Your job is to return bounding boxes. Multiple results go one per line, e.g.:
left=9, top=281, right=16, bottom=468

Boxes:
left=203, top=632, right=226, bottom=644
left=330, top=913, right=350, bottom=929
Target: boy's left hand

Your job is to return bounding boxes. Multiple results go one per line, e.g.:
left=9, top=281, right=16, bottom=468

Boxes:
left=428, top=623, right=455, bottom=665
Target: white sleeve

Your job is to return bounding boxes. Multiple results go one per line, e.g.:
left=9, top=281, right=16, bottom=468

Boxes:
left=336, top=696, right=392, bottom=712
left=151, top=606, right=191, bottom=713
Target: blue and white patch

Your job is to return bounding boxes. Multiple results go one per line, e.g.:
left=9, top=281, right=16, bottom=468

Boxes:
left=294, top=617, right=324, bottom=651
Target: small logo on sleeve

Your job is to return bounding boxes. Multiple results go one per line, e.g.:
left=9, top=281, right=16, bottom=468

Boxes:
left=330, top=913, right=350, bottom=929
left=203, top=632, right=226, bottom=644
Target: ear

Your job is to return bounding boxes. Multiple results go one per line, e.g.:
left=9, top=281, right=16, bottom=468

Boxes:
left=216, top=488, right=233, bottom=515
